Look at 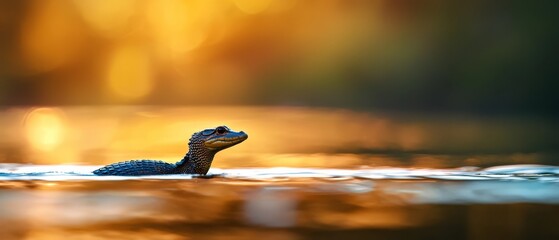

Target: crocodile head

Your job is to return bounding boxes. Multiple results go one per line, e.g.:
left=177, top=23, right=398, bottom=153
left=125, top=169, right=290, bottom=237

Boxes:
left=197, top=126, right=248, bottom=151
left=181, top=126, right=248, bottom=174
left=188, top=126, right=248, bottom=159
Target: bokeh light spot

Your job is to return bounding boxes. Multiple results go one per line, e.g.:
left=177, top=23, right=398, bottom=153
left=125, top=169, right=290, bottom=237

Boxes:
left=107, top=46, right=153, bottom=100
left=72, top=0, right=136, bottom=37
left=24, top=108, right=66, bottom=151
left=146, top=0, right=207, bottom=55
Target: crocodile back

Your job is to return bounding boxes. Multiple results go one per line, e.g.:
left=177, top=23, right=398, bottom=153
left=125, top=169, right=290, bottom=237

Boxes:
left=93, top=160, right=177, bottom=176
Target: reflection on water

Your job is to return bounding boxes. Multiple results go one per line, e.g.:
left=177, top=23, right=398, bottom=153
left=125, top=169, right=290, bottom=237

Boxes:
left=1, top=164, right=559, bottom=239
left=1, top=106, right=558, bottom=239
left=2, top=164, right=559, bottom=204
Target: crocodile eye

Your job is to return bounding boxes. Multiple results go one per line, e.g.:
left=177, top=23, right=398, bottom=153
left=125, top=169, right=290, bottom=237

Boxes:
left=216, top=126, right=227, bottom=134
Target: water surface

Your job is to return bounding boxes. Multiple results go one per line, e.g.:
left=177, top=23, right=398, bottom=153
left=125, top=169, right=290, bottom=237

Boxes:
left=1, top=106, right=558, bottom=239
left=1, top=164, right=559, bottom=239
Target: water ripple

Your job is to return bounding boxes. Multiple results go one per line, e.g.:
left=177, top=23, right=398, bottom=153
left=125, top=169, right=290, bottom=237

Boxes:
left=1, top=164, right=558, bottom=182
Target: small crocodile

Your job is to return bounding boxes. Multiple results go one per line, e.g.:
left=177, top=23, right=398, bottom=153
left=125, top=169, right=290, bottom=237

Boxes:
left=93, top=126, right=248, bottom=176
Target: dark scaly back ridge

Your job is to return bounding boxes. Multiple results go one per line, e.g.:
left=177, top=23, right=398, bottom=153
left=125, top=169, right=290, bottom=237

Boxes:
left=93, top=131, right=215, bottom=176
left=93, top=160, right=176, bottom=176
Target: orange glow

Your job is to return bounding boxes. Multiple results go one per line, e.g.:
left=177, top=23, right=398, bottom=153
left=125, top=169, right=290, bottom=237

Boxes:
left=0, top=106, right=549, bottom=168
left=107, top=46, right=153, bottom=100
left=146, top=0, right=208, bottom=55
left=233, top=0, right=272, bottom=14
left=267, top=0, right=299, bottom=13
left=72, top=0, right=136, bottom=37
left=19, top=0, right=83, bottom=72
left=398, top=125, right=425, bottom=150
left=24, top=108, right=66, bottom=151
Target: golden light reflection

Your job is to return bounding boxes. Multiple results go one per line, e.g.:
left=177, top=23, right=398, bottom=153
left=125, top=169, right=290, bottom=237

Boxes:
left=24, top=108, right=66, bottom=151
left=20, top=0, right=83, bottom=72
left=397, top=125, right=425, bottom=150
left=72, top=0, right=136, bottom=37
left=233, top=0, right=272, bottom=14
left=2, top=106, right=550, bottom=168
left=107, top=46, right=153, bottom=100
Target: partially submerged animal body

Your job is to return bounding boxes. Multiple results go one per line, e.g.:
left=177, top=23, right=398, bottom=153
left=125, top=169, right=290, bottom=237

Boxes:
left=93, top=126, right=248, bottom=176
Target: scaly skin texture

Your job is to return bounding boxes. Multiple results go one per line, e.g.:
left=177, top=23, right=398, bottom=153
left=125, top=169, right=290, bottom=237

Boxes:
left=93, top=126, right=248, bottom=176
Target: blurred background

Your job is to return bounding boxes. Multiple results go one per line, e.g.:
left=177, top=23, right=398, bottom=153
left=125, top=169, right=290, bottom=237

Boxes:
left=1, top=0, right=557, bottom=114
left=0, top=0, right=558, bottom=166
left=2, top=2, right=559, bottom=239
